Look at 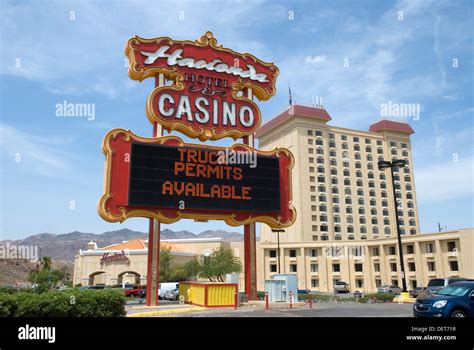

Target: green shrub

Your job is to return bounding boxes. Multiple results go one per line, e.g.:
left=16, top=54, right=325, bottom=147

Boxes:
left=0, top=289, right=126, bottom=317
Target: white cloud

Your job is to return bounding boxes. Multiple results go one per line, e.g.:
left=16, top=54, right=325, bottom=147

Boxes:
left=305, top=55, right=326, bottom=64
left=0, top=124, right=71, bottom=177
left=415, top=156, right=474, bottom=203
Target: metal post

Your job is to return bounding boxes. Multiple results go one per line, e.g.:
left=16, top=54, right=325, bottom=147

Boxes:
left=289, top=290, right=293, bottom=309
left=265, top=291, right=269, bottom=309
left=390, top=165, right=408, bottom=292
left=277, top=230, right=281, bottom=274
left=308, top=290, right=312, bottom=308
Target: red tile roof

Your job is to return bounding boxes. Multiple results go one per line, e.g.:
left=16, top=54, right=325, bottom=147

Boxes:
left=103, top=239, right=146, bottom=251
left=369, top=120, right=415, bottom=134
left=256, top=105, right=331, bottom=138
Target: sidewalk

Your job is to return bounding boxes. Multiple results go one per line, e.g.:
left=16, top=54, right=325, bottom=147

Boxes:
left=126, top=303, right=207, bottom=317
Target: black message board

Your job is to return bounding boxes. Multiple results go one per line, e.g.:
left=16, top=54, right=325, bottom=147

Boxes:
left=128, top=142, right=281, bottom=212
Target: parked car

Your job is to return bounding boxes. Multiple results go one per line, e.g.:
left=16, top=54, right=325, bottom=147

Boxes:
left=353, top=290, right=364, bottom=298
left=333, top=281, right=350, bottom=294
left=377, top=284, right=402, bottom=295
left=124, top=285, right=146, bottom=297
left=80, top=285, right=106, bottom=290
left=409, top=287, right=426, bottom=298
left=413, top=281, right=474, bottom=318
left=425, top=278, right=468, bottom=295
left=158, top=282, right=179, bottom=299
left=164, top=288, right=179, bottom=301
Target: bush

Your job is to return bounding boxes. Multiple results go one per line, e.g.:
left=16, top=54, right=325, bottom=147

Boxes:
left=358, top=293, right=395, bottom=303
left=0, top=289, right=126, bottom=317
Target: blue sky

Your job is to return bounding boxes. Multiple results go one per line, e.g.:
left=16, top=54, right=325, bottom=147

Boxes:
left=0, top=0, right=473, bottom=240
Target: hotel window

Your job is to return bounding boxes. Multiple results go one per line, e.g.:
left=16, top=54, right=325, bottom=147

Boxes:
left=310, top=249, right=318, bottom=257
left=367, top=154, right=373, bottom=161
left=310, top=176, right=315, bottom=182
left=390, top=263, right=397, bottom=272
left=330, top=159, right=336, bottom=166
left=409, top=219, right=416, bottom=226
left=356, top=171, right=362, bottom=178
left=381, top=191, right=387, bottom=198
left=311, top=205, right=317, bottom=211
left=406, top=193, right=413, bottom=200
left=307, top=130, right=313, bottom=136
left=405, top=175, right=411, bottom=182
left=383, top=209, right=389, bottom=216
left=345, top=188, right=352, bottom=195
left=333, top=197, right=340, bottom=204
left=377, top=148, right=383, bottom=154
left=290, top=264, right=297, bottom=272
left=329, top=133, right=335, bottom=140
left=341, top=135, right=347, bottom=141
left=408, top=262, right=416, bottom=272
left=309, top=167, right=315, bottom=173
left=344, top=179, right=351, bottom=186
left=321, top=225, right=328, bottom=232
left=389, top=246, right=396, bottom=255
left=371, top=218, right=378, bottom=225
left=425, top=243, right=434, bottom=253
left=321, top=234, right=329, bottom=241
left=406, top=183, right=412, bottom=191
left=347, top=215, right=354, bottom=223
left=357, top=189, right=364, bottom=196
left=318, top=176, right=325, bottom=183
left=367, top=163, right=374, bottom=170
left=343, top=161, right=350, bottom=168
left=310, top=263, right=318, bottom=273
left=449, top=261, right=459, bottom=271
left=318, top=167, right=325, bottom=174
left=410, top=229, right=417, bottom=235
left=317, top=148, right=324, bottom=155
left=390, top=141, right=397, bottom=147
left=346, top=207, right=353, bottom=214
left=343, top=170, right=350, bottom=177
left=372, top=227, right=379, bottom=235
left=384, top=227, right=391, bottom=235
left=368, top=172, right=374, bottom=179
left=333, top=206, right=340, bottom=213
left=404, top=168, right=410, bottom=174
left=355, top=279, right=364, bottom=288
left=270, top=264, right=277, bottom=272
left=447, top=241, right=456, bottom=252
left=370, top=199, right=376, bottom=206
left=382, top=200, right=388, bottom=207
left=380, top=182, right=387, bottom=189
left=356, top=179, right=363, bottom=187
left=366, top=146, right=372, bottom=153
left=308, top=139, right=313, bottom=145
left=360, top=218, right=366, bottom=225
left=369, top=190, right=376, bottom=197
left=355, top=153, right=361, bottom=160
left=391, top=149, right=398, bottom=156
left=358, top=207, right=365, bottom=215
left=345, top=197, right=352, bottom=204
left=308, top=148, right=314, bottom=154
left=318, top=185, right=326, bottom=192
left=316, top=130, right=323, bottom=137
left=309, top=157, right=314, bottom=163
left=348, top=226, right=354, bottom=233
left=358, top=198, right=365, bottom=205
left=354, top=263, right=363, bottom=272
left=365, top=138, right=371, bottom=144
left=319, top=195, right=327, bottom=202
left=375, top=279, right=382, bottom=288
left=408, top=211, right=415, bottom=217
left=311, top=279, right=319, bottom=288
left=377, top=140, right=382, bottom=146
left=355, top=162, right=361, bottom=169
left=360, top=226, right=367, bottom=234
left=331, top=169, right=337, bottom=176
left=374, top=263, right=380, bottom=272
left=334, top=226, right=341, bottom=233
left=319, top=205, right=327, bottom=212
left=428, top=261, right=436, bottom=272
left=392, top=280, right=399, bottom=287
left=354, top=145, right=360, bottom=151
left=312, top=235, right=318, bottom=241
left=330, top=151, right=336, bottom=157
left=316, top=139, right=323, bottom=146
left=312, top=215, right=317, bottom=221
left=289, top=250, right=297, bottom=258
left=370, top=208, right=377, bottom=215
left=269, top=250, right=277, bottom=258
left=334, top=216, right=341, bottom=223
left=332, top=263, right=340, bottom=272
left=320, top=215, right=328, bottom=222
left=384, top=218, right=390, bottom=226
left=372, top=247, right=380, bottom=256
left=402, top=150, right=409, bottom=157
left=342, top=143, right=348, bottom=150
left=311, top=196, right=316, bottom=202
left=331, top=178, right=338, bottom=185
left=380, top=173, right=386, bottom=180
left=310, top=186, right=316, bottom=192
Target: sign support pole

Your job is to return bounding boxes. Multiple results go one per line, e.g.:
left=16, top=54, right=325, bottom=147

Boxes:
left=243, top=87, right=257, bottom=301
left=146, top=73, right=164, bottom=306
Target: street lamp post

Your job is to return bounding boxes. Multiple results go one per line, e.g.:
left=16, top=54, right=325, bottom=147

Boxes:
left=271, top=229, right=285, bottom=274
left=378, top=159, right=408, bottom=292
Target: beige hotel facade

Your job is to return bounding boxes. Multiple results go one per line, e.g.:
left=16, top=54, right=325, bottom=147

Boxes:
left=255, top=104, right=474, bottom=293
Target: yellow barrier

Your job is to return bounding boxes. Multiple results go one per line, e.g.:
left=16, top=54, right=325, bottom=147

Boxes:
left=179, top=282, right=238, bottom=308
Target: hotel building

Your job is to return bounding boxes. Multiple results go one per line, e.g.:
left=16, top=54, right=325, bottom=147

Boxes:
left=255, top=104, right=473, bottom=292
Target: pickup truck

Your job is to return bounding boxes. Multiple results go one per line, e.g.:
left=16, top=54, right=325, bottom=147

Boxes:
left=124, top=285, right=146, bottom=297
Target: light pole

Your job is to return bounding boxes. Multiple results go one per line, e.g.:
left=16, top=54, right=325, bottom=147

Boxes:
left=378, top=159, right=408, bottom=292
left=271, top=229, right=285, bottom=274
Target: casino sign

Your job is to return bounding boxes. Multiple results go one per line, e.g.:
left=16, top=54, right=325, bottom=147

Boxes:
left=125, top=32, right=278, bottom=141
left=98, top=129, right=295, bottom=228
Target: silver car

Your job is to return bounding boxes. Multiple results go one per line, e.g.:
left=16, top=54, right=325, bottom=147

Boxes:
left=425, top=278, right=468, bottom=295
left=378, top=284, right=402, bottom=295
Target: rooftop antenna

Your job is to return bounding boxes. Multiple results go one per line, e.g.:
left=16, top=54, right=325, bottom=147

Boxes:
left=288, top=84, right=293, bottom=107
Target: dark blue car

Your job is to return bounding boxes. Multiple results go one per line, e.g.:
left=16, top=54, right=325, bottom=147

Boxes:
left=413, top=281, right=474, bottom=318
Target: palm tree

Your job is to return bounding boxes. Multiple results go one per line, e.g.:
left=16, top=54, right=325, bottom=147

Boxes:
left=40, top=256, right=52, bottom=271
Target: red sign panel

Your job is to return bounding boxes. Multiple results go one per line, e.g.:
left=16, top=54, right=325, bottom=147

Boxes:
left=125, top=32, right=279, bottom=141
left=98, top=129, right=295, bottom=228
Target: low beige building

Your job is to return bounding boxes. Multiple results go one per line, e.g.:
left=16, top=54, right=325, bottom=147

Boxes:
left=73, top=237, right=245, bottom=288
left=257, top=228, right=474, bottom=292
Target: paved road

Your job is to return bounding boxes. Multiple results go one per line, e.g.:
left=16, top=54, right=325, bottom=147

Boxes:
left=161, top=303, right=413, bottom=317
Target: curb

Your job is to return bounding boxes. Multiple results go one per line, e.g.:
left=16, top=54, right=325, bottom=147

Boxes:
left=127, top=306, right=207, bottom=317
